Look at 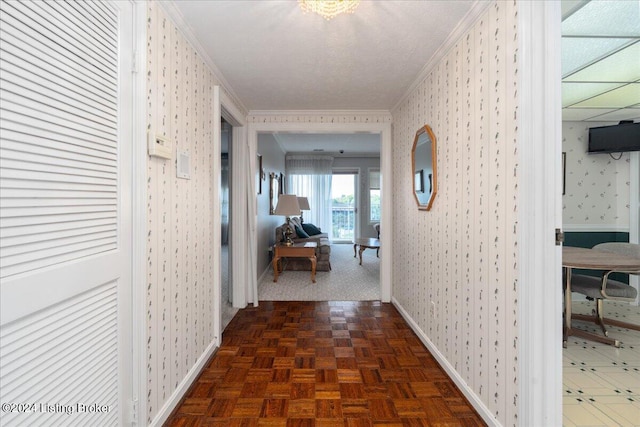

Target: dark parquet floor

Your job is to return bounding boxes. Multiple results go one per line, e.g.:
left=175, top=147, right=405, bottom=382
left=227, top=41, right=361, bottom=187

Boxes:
left=165, top=301, right=486, bottom=427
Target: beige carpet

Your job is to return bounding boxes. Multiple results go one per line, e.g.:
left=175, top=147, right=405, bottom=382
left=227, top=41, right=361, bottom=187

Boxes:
left=258, top=243, right=381, bottom=301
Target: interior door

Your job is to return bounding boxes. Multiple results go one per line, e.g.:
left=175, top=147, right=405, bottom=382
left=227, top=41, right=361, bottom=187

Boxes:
left=0, top=1, right=134, bottom=425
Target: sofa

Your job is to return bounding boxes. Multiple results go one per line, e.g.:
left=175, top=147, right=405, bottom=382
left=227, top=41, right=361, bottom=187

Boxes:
left=274, top=217, right=331, bottom=271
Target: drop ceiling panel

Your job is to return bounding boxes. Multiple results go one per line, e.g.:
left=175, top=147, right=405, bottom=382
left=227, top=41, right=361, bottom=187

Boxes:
left=562, top=0, right=640, bottom=37
left=561, top=1, right=640, bottom=122
left=571, top=83, right=640, bottom=108
left=561, top=37, right=633, bottom=76
left=564, top=42, right=640, bottom=82
left=561, top=0, right=588, bottom=20
left=562, top=82, right=626, bottom=107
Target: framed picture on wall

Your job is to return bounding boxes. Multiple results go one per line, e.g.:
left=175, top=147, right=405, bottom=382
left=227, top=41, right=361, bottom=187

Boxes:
left=279, top=173, right=285, bottom=194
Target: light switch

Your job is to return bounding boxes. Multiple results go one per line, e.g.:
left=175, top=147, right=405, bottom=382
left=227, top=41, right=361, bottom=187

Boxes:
left=177, top=150, right=190, bottom=179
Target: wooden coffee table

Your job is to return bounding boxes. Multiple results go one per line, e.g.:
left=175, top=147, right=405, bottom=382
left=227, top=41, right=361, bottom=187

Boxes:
left=273, top=242, right=317, bottom=283
left=353, top=238, right=380, bottom=265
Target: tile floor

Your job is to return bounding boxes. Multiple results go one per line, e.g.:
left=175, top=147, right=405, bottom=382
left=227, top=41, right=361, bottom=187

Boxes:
left=563, top=301, right=640, bottom=427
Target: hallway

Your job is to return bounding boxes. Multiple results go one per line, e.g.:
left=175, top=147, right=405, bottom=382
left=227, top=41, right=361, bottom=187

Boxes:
left=166, top=301, right=485, bottom=426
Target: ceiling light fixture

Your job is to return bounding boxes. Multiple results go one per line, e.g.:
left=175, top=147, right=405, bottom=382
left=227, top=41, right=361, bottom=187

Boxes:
left=298, top=0, right=360, bottom=20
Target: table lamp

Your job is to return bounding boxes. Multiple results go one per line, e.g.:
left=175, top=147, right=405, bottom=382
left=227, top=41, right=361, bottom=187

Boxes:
left=297, top=197, right=310, bottom=224
left=274, top=194, right=300, bottom=246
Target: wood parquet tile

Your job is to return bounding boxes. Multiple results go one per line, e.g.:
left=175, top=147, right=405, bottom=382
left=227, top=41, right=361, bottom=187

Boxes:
left=165, top=301, right=486, bottom=427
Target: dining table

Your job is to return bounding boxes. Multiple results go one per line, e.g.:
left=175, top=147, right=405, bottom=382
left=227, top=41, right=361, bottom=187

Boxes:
left=563, top=246, right=640, bottom=347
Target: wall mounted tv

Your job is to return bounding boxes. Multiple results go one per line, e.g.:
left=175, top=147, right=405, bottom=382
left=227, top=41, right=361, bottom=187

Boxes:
left=588, top=121, right=640, bottom=154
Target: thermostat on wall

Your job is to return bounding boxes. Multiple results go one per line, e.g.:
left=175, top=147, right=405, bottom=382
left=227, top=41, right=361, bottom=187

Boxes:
left=147, top=132, right=172, bottom=159
left=177, top=150, right=190, bottom=179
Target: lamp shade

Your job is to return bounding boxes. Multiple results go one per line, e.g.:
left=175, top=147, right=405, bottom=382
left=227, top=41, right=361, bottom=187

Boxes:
left=297, top=197, right=310, bottom=211
left=274, top=194, right=301, bottom=216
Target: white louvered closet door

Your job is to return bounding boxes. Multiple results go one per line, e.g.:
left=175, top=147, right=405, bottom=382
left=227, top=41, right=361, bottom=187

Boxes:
left=0, top=1, right=133, bottom=426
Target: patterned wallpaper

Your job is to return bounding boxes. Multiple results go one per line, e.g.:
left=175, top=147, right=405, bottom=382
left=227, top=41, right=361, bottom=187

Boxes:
left=562, top=121, right=630, bottom=230
left=146, top=3, right=245, bottom=423
left=391, top=2, right=518, bottom=426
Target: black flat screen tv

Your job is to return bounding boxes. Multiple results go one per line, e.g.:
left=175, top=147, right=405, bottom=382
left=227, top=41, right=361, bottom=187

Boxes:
left=588, top=121, right=640, bottom=153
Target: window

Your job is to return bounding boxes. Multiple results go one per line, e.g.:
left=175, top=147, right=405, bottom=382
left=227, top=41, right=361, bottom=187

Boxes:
left=369, top=169, right=381, bottom=223
left=331, top=172, right=356, bottom=241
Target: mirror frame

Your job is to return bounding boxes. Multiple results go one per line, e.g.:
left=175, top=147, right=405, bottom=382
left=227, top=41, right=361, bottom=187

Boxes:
left=411, top=125, right=437, bottom=211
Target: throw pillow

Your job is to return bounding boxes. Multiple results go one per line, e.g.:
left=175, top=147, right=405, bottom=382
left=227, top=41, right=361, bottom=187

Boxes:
left=302, top=223, right=322, bottom=236
left=295, top=225, right=310, bottom=239
left=290, top=217, right=301, bottom=228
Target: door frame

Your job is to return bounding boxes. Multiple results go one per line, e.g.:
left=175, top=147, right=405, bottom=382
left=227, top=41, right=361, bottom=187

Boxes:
left=247, top=120, right=392, bottom=303
left=212, top=88, right=247, bottom=343
left=132, top=0, right=148, bottom=424
left=518, top=1, right=563, bottom=425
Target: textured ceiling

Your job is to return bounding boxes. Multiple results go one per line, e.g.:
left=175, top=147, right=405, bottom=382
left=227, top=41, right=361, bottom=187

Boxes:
left=273, top=133, right=381, bottom=156
left=172, top=0, right=475, bottom=111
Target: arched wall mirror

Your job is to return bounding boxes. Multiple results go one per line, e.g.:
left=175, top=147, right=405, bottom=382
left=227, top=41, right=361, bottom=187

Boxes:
left=411, top=125, right=437, bottom=211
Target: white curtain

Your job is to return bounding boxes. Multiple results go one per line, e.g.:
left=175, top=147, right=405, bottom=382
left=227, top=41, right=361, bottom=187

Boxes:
left=286, top=155, right=333, bottom=239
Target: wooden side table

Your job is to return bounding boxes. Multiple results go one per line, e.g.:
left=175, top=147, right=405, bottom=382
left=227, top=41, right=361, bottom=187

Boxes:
left=273, top=242, right=317, bottom=283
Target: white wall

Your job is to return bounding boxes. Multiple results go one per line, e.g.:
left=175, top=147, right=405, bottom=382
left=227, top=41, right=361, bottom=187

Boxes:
left=145, top=2, right=247, bottom=424
left=257, top=134, right=286, bottom=277
left=562, top=121, right=630, bottom=231
left=391, top=2, right=518, bottom=425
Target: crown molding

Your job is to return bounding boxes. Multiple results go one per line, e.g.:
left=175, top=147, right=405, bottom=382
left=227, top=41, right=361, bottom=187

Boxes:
left=249, top=109, right=392, bottom=119
left=391, top=0, right=494, bottom=113
left=285, top=151, right=381, bottom=158
left=158, top=0, right=248, bottom=115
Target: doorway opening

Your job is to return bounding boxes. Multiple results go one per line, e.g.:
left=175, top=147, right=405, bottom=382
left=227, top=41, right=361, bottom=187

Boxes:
left=331, top=171, right=358, bottom=242
left=248, top=122, right=392, bottom=303
left=220, top=118, right=234, bottom=328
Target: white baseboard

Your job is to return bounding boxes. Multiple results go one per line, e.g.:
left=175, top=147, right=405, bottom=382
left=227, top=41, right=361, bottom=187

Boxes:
left=149, top=340, right=218, bottom=427
left=391, top=297, right=501, bottom=427
left=258, top=264, right=271, bottom=284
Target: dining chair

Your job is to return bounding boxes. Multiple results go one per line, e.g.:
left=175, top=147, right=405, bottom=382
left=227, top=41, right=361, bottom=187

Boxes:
left=570, top=242, right=640, bottom=337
